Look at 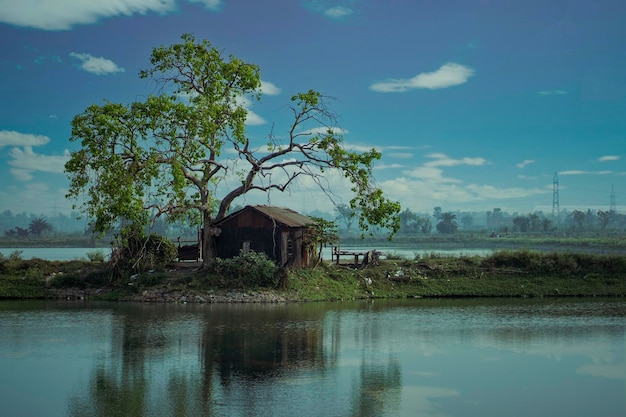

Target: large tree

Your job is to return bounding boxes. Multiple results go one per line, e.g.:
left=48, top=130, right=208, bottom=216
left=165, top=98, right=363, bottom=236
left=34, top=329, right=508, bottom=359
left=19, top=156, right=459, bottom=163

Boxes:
left=65, top=34, right=400, bottom=263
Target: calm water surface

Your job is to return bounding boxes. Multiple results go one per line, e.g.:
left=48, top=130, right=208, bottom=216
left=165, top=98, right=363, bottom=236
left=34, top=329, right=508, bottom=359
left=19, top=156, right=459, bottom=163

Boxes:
left=0, top=298, right=624, bottom=417
left=0, top=246, right=489, bottom=261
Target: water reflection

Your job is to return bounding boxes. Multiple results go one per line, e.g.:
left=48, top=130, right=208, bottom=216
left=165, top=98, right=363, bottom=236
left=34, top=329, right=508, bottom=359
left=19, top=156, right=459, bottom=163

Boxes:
left=0, top=299, right=623, bottom=417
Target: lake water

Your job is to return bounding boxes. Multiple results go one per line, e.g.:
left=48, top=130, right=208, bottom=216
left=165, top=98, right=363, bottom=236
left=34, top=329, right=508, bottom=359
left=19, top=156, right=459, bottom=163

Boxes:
left=0, top=247, right=110, bottom=261
left=0, top=246, right=488, bottom=262
left=0, top=298, right=623, bottom=417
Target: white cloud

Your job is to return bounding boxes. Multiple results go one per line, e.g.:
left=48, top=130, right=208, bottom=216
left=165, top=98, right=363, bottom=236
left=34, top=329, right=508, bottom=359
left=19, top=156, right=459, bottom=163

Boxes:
left=560, top=170, right=613, bottom=176
left=370, top=63, right=474, bottom=93
left=516, top=159, right=534, bottom=168
left=380, top=174, right=551, bottom=213
left=0, top=0, right=178, bottom=30
left=424, top=153, right=486, bottom=167
left=8, top=147, right=70, bottom=181
left=597, top=155, right=620, bottom=162
left=0, top=182, right=73, bottom=214
left=325, top=6, right=352, bottom=19
left=300, top=127, right=349, bottom=136
left=69, top=52, right=125, bottom=75
left=538, top=89, right=567, bottom=96
left=245, top=110, right=266, bottom=126
left=0, top=130, right=49, bottom=148
left=232, top=95, right=266, bottom=126
left=404, top=166, right=461, bottom=183
left=374, top=163, right=404, bottom=170
left=186, top=0, right=222, bottom=10
left=465, top=183, right=550, bottom=200
left=10, top=169, right=33, bottom=181
left=259, top=80, right=282, bottom=96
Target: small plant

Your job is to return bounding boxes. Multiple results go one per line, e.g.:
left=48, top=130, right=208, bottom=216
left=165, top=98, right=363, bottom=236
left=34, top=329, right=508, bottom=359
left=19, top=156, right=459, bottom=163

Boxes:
left=0, top=250, right=24, bottom=274
left=385, top=251, right=406, bottom=261
left=205, top=250, right=279, bottom=288
left=86, top=250, right=106, bottom=262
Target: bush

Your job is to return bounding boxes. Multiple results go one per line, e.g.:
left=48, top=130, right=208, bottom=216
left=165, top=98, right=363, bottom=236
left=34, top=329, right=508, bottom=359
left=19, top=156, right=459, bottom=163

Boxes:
left=0, top=250, right=24, bottom=273
left=204, top=250, right=279, bottom=289
left=86, top=250, right=106, bottom=262
left=110, top=231, right=178, bottom=277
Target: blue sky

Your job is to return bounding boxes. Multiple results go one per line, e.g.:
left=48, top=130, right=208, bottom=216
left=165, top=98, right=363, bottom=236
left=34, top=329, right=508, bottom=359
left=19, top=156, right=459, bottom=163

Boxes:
left=0, top=0, right=624, bottom=219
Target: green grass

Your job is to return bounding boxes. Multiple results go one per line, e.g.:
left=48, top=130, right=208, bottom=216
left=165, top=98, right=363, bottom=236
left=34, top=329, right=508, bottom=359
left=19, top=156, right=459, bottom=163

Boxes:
left=1, top=250, right=624, bottom=301
left=340, top=233, right=626, bottom=252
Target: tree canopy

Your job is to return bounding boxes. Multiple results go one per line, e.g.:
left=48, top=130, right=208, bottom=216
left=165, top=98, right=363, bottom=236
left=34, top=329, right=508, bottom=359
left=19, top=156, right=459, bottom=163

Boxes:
left=65, top=34, right=400, bottom=260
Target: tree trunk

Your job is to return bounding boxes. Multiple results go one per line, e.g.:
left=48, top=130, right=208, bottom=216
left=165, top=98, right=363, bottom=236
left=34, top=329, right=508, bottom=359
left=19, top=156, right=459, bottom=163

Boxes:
left=201, top=211, right=216, bottom=266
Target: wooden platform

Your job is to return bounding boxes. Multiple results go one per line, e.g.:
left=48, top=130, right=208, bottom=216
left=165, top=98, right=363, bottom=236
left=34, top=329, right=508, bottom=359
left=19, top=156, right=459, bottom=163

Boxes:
left=331, top=247, right=381, bottom=266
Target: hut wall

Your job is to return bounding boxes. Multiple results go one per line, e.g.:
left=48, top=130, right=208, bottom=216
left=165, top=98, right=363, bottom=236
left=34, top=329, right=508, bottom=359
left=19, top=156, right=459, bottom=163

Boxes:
left=215, top=207, right=312, bottom=267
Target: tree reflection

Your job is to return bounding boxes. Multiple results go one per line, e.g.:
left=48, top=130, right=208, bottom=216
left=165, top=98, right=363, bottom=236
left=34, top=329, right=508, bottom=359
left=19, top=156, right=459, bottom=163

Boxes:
left=199, top=305, right=330, bottom=390
left=67, top=303, right=338, bottom=416
left=67, top=309, right=153, bottom=417
left=350, top=357, right=402, bottom=417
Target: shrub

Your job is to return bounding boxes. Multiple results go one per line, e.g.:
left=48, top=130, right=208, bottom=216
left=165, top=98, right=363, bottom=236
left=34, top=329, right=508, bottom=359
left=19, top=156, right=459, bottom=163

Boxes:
left=204, top=250, right=279, bottom=289
left=86, top=250, right=106, bottom=262
left=0, top=250, right=24, bottom=273
left=110, top=230, right=178, bottom=277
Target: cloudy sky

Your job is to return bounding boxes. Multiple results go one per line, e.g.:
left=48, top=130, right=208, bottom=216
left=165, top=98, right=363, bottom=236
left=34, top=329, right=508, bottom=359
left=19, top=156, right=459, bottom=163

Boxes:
left=0, top=0, right=624, bottom=218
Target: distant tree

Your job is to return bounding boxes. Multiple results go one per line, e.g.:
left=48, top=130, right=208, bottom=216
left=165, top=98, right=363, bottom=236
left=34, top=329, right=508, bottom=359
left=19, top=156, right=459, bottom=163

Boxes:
left=512, top=216, right=530, bottom=233
left=486, top=208, right=504, bottom=229
left=436, top=212, right=458, bottom=234
left=433, top=206, right=442, bottom=220
left=334, top=203, right=356, bottom=233
left=418, top=216, right=433, bottom=234
left=307, top=217, right=338, bottom=266
left=597, top=210, right=611, bottom=231
left=29, top=217, right=53, bottom=236
left=13, top=226, right=29, bottom=237
left=398, top=208, right=420, bottom=234
left=528, top=213, right=542, bottom=232
left=460, top=214, right=473, bottom=230
left=571, top=210, right=586, bottom=230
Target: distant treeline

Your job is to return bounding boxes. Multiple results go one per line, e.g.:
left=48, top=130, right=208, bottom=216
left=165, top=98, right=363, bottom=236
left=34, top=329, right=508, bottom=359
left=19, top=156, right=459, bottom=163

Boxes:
left=328, top=204, right=626, bottom=237
left=2, top=204, right=625, bottom=243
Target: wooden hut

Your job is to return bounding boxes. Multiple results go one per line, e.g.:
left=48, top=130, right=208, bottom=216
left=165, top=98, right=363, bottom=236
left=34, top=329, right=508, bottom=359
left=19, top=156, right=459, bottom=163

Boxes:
left=213, top=205, right=316, bottom=268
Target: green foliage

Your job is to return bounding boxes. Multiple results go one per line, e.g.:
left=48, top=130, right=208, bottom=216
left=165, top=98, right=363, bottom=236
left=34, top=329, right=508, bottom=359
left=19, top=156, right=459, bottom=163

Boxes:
left=86, top=250, right=106, bottom=262
left=110, top=228, right=177, bottom=277
left=480, top=249, right=626, bottom=277
left=203, top=250, right=279, bottom=289
left=308, top=217, right=338, bottom=264
left=436, top=212, right=458, bottom=234
left=28, top=217, right=53, bottom=237
left=287, top=264, right=362, bottom=301
left=66, top=34, right=261, bottom=238
left=0, top=250, right=23, bottom=272
left=65, top=34, right=401, bottom=262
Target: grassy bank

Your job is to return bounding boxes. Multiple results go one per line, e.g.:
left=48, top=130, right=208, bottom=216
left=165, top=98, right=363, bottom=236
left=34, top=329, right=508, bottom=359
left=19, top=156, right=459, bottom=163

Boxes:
left=289, top=251, right=625, bottom=300
left=0, top=235, right=106, bottom=248
left=340, top=233, right=626, bottom=253
left=1, top=249, right=624, bottom=301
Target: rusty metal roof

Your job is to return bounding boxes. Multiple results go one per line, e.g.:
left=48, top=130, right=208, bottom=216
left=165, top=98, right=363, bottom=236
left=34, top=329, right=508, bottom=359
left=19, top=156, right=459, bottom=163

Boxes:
left=251, top=205, right=315, bottom=227
left=216, top=205, right=316, bottom=228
